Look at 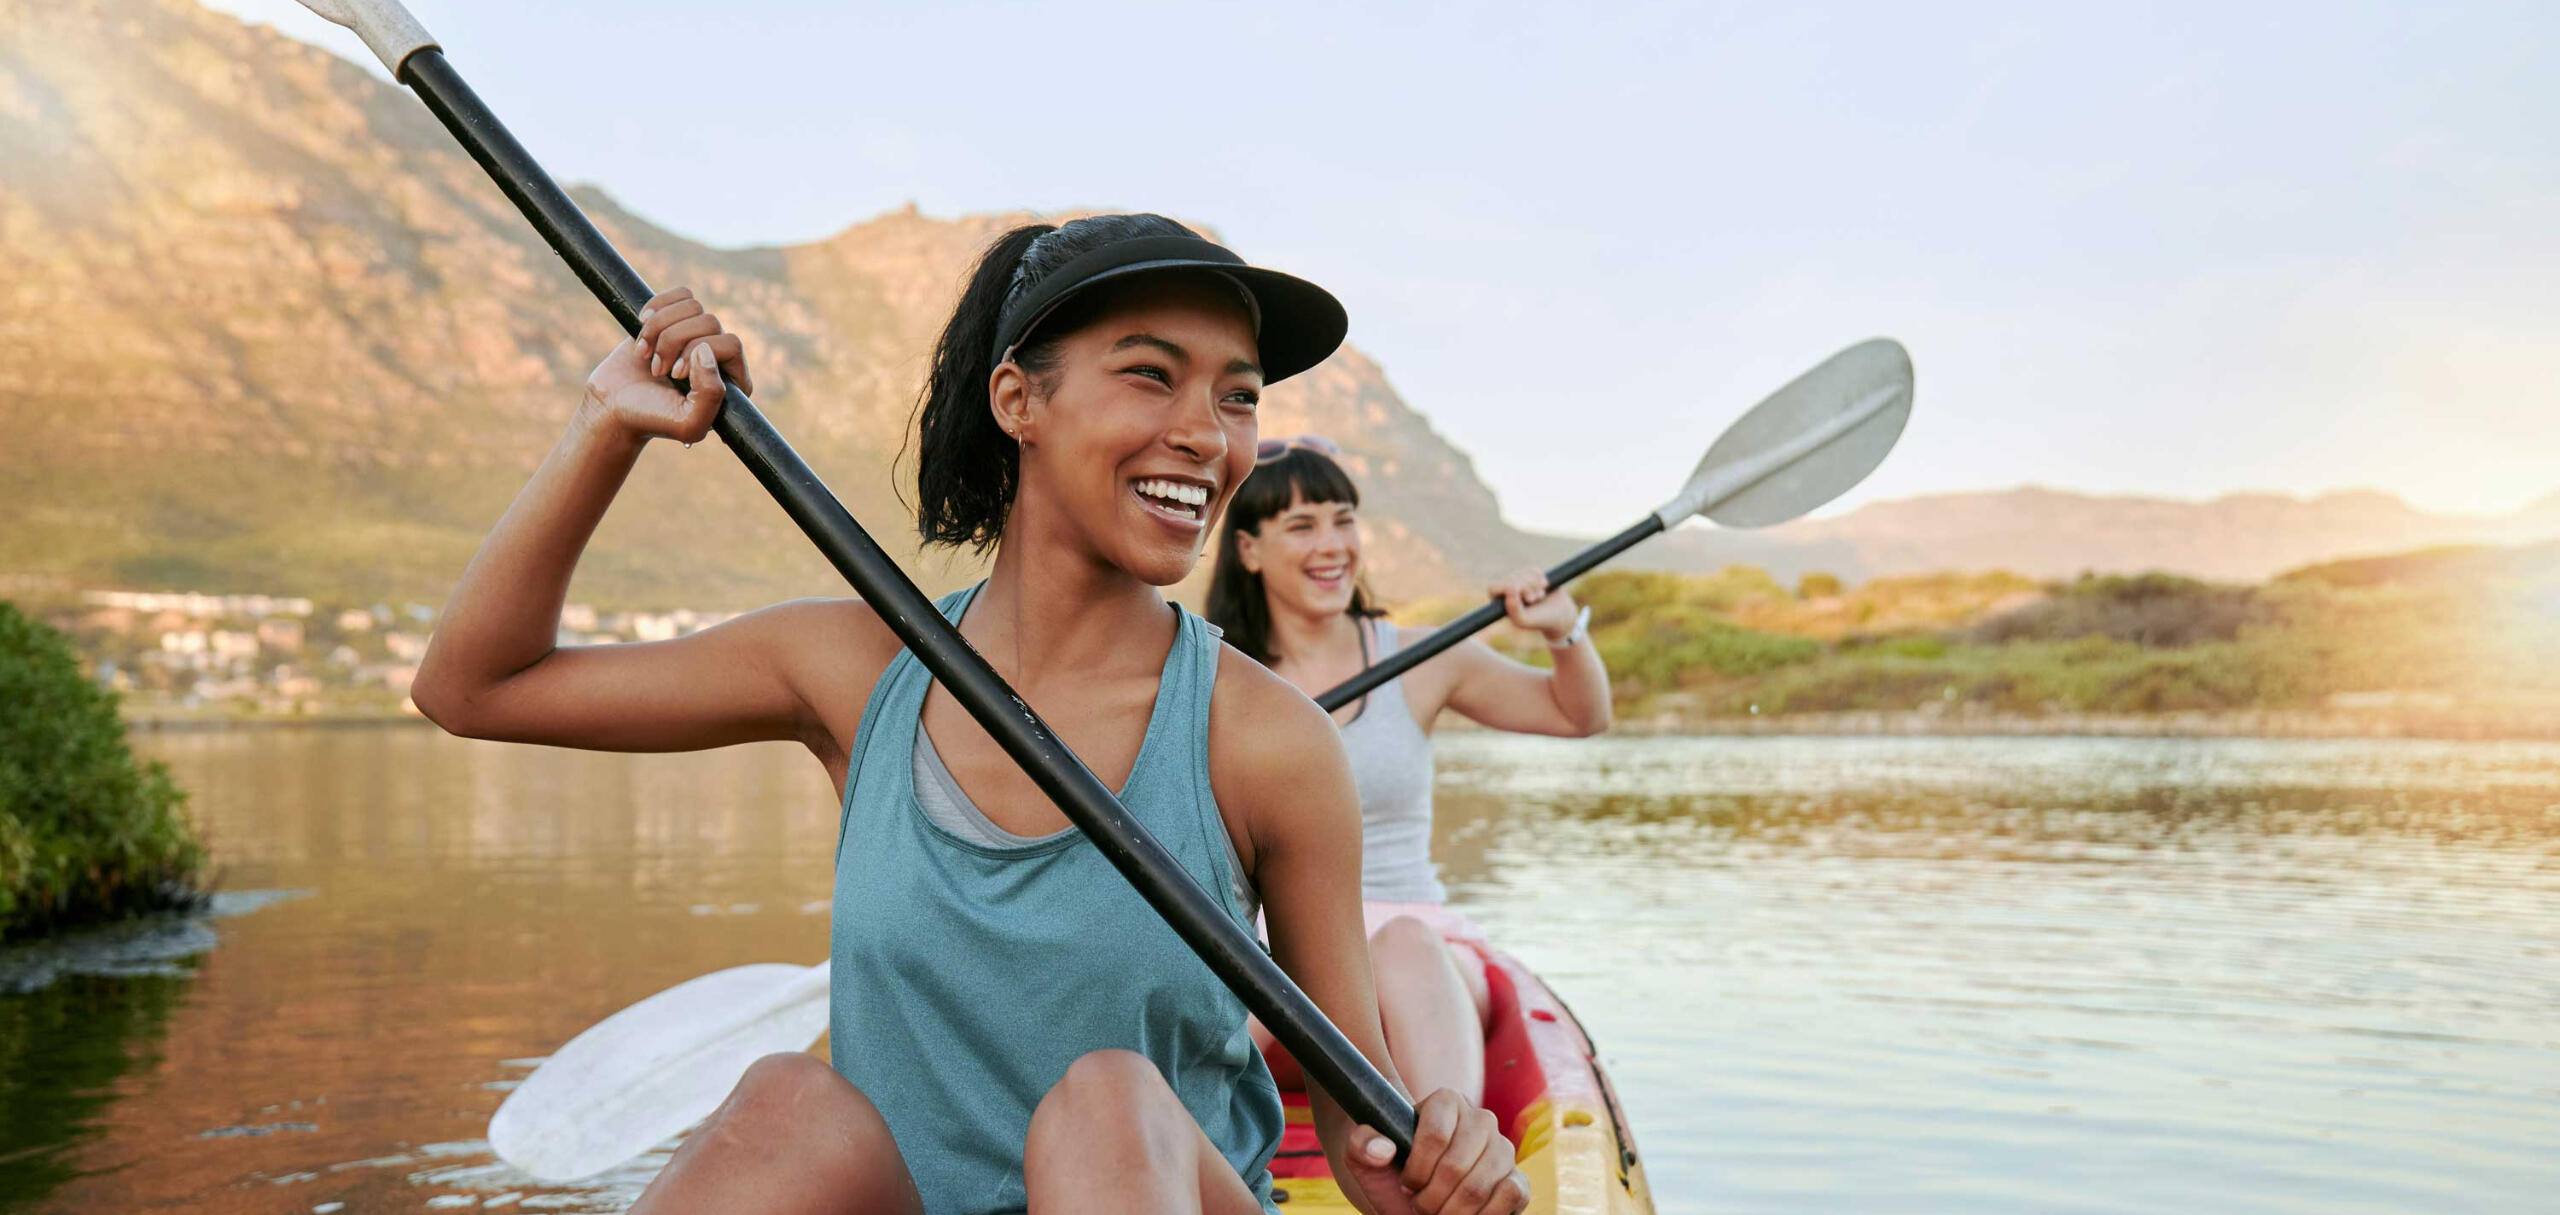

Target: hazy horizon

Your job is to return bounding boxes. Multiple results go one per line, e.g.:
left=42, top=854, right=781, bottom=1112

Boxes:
left=201, top=0, right=2556, bottom=535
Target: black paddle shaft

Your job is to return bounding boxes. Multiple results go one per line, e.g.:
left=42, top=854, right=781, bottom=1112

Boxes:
left=393, top=50, right=1416, bottom=1154
left=1316, top=514, right=1662, bottom=712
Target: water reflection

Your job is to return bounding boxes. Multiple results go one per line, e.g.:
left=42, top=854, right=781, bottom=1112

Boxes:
left=17, top=729, right=836, bottom=1214
left=0, top=890, right=325, bottom=1205
left=5, top=728, right=2555, bottom=1213
left=0, top=961, right=194, bottom=1201
left=1434, top=735, right=2560, bottom=1214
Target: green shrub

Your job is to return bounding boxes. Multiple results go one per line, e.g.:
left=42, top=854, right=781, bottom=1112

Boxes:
left=0, top=603, right=205, bottom=940
left=1604, top=623, right=1815, bottom=687
left=1487, top=549, right=2560, bottom=722
left=1855, top=635, right=1947, bottom=660
left=1971, top=572, right=2263, bottom=648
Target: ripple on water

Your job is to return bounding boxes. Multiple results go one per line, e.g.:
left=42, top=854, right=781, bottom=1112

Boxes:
left=392, top=1138, right=676, bottom=1212
left=14, top=729, right=2554, bottom=1214
left=1438, top=734, right=2560, bottom=1213
left=0, top=888, right=312, bottom=994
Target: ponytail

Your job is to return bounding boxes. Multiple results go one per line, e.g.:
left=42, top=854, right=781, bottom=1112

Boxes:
left=911, top=223, right=1050, bottom=551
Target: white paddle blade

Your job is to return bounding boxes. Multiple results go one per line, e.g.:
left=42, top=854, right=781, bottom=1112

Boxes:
left=488, top=962, right=832, bottom=1182
left=1655, top=338, right=1914, bottom=529
left=296, top=0, right=439, bottom=75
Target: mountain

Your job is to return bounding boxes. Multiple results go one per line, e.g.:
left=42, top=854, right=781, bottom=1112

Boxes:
left=1641, top=486, right=2560, bottom=586
left=3, top=0, right=2554, bottom=611
left=0, top=0, right=1525, bottom=609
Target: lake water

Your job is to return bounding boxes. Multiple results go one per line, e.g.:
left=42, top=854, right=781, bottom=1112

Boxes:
left=4, top=729, right=2556, bottom=1213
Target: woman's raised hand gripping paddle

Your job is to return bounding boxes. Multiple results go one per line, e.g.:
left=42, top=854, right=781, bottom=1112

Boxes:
left=410, top=288, right=890, bottom=780
left=1443, top=566, right=1613, bottom=737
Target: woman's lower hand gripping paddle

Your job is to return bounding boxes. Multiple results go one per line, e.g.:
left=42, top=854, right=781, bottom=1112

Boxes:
left=1239, top=655, right=1530, bottom=1214
left=1345, top=1095, right=1529, bottom=1215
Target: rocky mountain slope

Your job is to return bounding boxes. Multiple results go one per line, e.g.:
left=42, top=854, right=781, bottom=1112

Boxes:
left=3, top=0, right=2552, bottom=610
left=1660, top=487, right=2560, bottom=585
left=0, top=0, right=1518, bottom=609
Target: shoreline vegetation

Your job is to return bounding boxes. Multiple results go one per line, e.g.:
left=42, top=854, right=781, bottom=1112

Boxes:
left=1438, top=540, right=2560, bottom=742
left=15, top=537, right=2560, bottom=742
left=1615, top=703, right=2560, bottom=741
left=111, top=702, right=2560, bottom=741
left=0, top=605, right=207, bottom=942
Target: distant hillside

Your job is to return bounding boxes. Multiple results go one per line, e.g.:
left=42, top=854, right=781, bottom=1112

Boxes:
left=1543, top=539, right=2560, bottom=737
left=3, top=0, right=2554, bottom=610
left=2278, top=539, right=2560, bottom=591
left=1644, top=487, right=2560, bottom=585
left=0, top=0, right=1525, bottom=609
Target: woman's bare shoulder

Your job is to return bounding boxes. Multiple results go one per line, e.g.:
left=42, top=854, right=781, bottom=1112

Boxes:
left=1209, top=643, right=1338, bottom=752
left=738, top=597, right=907, bottom=732
left=743, top=596, right=897, bottom=656
left=1206, top=641, right=1360, bottom=894
left=1207, top=643, right=1355, bottom=823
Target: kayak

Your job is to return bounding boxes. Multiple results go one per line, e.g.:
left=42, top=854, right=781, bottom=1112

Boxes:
left=1262, top=933, right=1657, bottom=1213
left=487, top=937, right=1657, bottom=1202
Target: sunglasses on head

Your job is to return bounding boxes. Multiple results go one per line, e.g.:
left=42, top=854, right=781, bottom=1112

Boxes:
left=1254, top=434, right=1342, bottom=465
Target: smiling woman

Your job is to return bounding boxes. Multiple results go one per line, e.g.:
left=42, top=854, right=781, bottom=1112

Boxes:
left=399, top=209, right=1535, bottom=1215
left=911, top=215, right=1340, bottom=560
left=1205, top=443, right=1616, bottom=1116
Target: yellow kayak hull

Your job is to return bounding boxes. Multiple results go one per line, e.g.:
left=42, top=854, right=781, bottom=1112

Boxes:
left=1263, top=938, right=1655, bottom=1213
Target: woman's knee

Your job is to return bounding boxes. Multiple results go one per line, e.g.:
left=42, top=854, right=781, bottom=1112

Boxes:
left=728, top=1052, right=868, bottom=1114
left=1038, top=1049, right=1173, bottom=1115
left=1028, top=1050, right=1187, bottom=1158
left=639, top=1053, right=918, bottom=1214
left=1369, top=915, right=1449, bottom=971
left=703, top=1052, right=890, bottom=1160
left=1370, top=918, right=1491, bottom=1026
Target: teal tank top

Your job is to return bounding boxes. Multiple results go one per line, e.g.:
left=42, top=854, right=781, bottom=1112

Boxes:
left=830, top=585, right=1283, bottom=1215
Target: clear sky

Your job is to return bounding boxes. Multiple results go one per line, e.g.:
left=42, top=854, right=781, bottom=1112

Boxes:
left=208, top=0, right=2556, bottom=536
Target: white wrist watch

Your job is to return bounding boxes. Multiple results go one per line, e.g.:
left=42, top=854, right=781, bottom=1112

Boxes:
left=1547, top=604, right=1592, bottom=650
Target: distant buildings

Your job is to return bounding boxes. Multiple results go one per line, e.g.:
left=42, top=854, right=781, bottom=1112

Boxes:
left=59, top=588, right=742, bottom=716
left=82, top=590, right=314, bottom=618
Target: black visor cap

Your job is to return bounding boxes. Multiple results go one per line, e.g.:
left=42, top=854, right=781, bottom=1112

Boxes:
left=991, top=234, right=1348, bottom=385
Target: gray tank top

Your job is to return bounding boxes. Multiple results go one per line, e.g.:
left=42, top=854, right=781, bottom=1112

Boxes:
left=913, top=728, right=1259, bottom=922
left=1339, top=621, right=1444, bottom=903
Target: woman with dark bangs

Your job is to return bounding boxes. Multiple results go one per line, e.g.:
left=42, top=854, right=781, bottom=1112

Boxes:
left=1205, top=441, right=1613, bottom=1105
left=410, top=215, right=1528, bottom=1215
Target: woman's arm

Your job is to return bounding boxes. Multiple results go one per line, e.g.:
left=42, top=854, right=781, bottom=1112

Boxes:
left=412, top=289, right=889, bottom=760
left=1212, top=653, right=1529, bottom=1215
left=1436, top=570, right=1612, bottom=737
